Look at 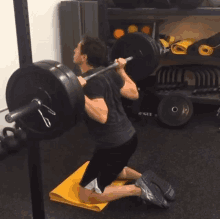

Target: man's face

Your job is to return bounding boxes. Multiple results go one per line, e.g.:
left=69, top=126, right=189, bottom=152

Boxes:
left=73, top=41, right=84, bottom=65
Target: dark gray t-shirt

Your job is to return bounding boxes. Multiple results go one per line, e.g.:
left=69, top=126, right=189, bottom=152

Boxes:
left=83, top=66, right=136, bottom=148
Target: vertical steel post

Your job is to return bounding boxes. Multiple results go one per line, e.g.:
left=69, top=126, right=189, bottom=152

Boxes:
left=13, top=0, right=33, bottom=68
left=28, top=140, right=45, bottom=219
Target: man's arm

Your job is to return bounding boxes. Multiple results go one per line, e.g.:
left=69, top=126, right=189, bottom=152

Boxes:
left=84, top=96, right=108, bottom=124
left=77, top=76, right=108, bottom=124
left=115, top=65, right=139, bottom=100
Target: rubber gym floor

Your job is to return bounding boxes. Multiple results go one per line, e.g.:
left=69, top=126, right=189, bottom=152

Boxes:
left=0, top=103, right=220, bottom=219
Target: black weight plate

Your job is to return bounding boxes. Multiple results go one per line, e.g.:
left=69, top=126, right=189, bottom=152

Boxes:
left=33, top=61, right=79, bottom=132
left=6, top=62, right=78, bottom=140
left=111, top=32, right=160, bottom=82
left=39, top=60, right=85, bottom=129
left=157, top=93, right=193, bottom=127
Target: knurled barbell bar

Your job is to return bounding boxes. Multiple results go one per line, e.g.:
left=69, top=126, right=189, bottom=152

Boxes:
left=5, top=56, right=133, bottom=140
left=5, top=56, right=133, bottom=124
left=4, top=32, right=164, bottom=140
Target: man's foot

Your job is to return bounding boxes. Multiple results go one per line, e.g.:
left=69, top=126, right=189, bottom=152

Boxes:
left=135, top=176, right=170, bottom=209
left=141, top=170, right=176, bottom=201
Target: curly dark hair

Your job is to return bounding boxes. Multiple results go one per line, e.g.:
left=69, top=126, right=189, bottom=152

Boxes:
left=80, top=35, right=108, bottom=68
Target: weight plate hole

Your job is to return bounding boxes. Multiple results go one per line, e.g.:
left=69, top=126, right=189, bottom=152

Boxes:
left=172, top=107, right=178, bottom=112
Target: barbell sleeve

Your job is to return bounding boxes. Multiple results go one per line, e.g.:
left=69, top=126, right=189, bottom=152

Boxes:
left=84, top=56, right=133, bottom=81
left=5, top=99, right=42, bottom=123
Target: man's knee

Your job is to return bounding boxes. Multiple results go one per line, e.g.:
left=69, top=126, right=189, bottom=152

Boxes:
left=78, top=186, right=93, bottom=203
left=117, top=166, right=128, bottom=179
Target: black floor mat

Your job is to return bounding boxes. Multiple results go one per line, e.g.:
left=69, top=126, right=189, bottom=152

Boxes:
left=1, top=109, right=220, bottom=219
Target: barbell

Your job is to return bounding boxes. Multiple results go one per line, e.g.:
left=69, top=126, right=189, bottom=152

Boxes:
left=5, top=32, right=164, bottom=140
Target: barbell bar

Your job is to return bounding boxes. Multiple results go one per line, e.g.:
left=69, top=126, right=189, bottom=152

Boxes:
left=5, top=56, right=135, bottom=124
left=5, top=32, right=162, bottom=140
left=84, top=56, right=134, bottom=80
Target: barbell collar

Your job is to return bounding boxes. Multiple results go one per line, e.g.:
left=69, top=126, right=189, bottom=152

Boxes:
left=5, top=98, right=42, bottom=123
left=83, top=56, right=133, bottom=81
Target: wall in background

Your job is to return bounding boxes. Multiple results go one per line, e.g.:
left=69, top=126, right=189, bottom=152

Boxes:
left=0, top=0, right=74, bottom=131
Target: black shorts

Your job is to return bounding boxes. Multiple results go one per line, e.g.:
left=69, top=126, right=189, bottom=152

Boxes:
left=79, top=133, right=138, bottom=194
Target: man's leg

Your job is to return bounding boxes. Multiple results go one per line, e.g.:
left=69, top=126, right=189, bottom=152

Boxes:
left=118, top=168, right=176, bottom=201
left=79, top=181, right=169, bottom=209
left=78, top=166, right=169, bottom=208
left=79, top=184, right=142, bottom=204
left=117, top=166, right=142, bottom=180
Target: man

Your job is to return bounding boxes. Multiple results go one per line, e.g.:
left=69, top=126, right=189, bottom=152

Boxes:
left=74, top=35, right=170, bottom=208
